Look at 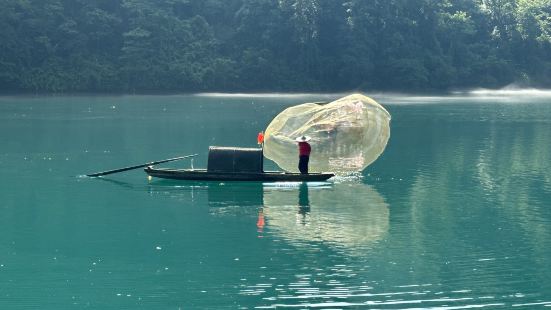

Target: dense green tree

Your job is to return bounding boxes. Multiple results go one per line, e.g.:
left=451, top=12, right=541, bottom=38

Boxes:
left=0, top=1, right=20, bottom=90
left=1, top=0, right=551, bottom=93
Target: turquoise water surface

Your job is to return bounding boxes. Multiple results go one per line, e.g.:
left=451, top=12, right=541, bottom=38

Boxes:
left=1, top=93, right=550, bottom=309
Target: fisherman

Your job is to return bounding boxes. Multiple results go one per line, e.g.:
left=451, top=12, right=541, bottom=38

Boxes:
left=295, top=135, right=311, bottom=174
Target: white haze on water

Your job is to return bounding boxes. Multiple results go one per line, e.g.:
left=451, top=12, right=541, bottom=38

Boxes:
left=194, top=85, right=551, bottom=105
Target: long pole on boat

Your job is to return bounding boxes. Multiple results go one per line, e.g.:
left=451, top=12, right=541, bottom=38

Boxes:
left=86, top=154, right=198, bottom=177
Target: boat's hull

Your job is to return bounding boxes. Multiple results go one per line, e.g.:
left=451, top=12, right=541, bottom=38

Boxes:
left=144, top=167, right=334, bottom=182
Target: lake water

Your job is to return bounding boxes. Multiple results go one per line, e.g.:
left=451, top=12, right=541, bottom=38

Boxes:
left=1, top=93, right=550, bottom=309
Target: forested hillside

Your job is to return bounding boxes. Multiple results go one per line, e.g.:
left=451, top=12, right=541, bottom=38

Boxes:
left=1, top=0, right=551, bottom=93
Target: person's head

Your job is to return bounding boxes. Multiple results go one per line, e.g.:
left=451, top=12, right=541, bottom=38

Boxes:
left=295, top=135, right=311, bottom=143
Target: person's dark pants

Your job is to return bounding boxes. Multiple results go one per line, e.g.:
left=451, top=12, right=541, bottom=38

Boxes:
left=298, top=155, right=309, bottom=174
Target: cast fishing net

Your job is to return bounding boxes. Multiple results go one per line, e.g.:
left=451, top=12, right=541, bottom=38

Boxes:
left=263, top=94, right=391, bottom=173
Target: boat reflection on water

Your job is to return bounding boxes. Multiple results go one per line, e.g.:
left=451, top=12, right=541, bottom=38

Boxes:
left=142, top=178, right=389, bottom=255
left=206, top=182, right=264, bottom=207
left=203, top=179, right=389, bottom=255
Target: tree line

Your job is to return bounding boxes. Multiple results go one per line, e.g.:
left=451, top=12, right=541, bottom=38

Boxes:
left=1, top=0, right=550, bottom=93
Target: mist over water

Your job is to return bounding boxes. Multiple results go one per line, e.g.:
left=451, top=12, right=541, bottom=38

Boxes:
left=465, top=85, right=551, bottom=96
left=1, top=94, right=550, bottom=309
left=197, top=87, right=551, bottom=105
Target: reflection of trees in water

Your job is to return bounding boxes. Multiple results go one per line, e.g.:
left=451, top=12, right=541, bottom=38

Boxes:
left=404, top=119, right=551, bottom=273
left=475, top=122, right=551, bottom=257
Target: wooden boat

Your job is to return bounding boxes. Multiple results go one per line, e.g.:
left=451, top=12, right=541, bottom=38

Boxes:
left=144, top=146, right=335, bottom=182
left=144, top=166, right=335, bottom=182
left=86, top=147, right=334, bottom=182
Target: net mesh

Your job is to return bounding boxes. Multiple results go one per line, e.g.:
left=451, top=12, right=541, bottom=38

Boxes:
left=263, top=94, right=391, bottom=173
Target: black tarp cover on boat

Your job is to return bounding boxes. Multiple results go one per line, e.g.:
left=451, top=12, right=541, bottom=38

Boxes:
left=207, top=146, right=264, bottom=173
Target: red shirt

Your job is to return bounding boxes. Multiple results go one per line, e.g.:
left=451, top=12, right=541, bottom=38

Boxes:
left=298, top=142, right=311, bottom=156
